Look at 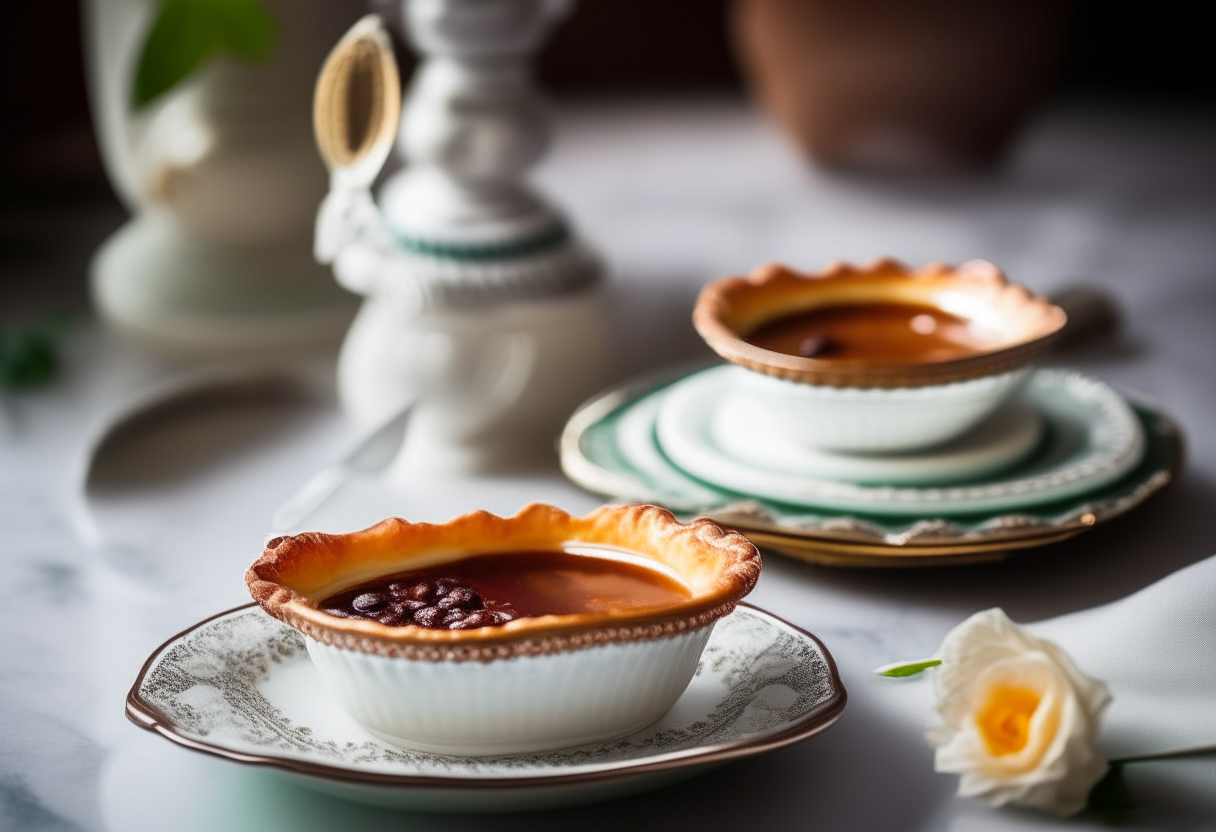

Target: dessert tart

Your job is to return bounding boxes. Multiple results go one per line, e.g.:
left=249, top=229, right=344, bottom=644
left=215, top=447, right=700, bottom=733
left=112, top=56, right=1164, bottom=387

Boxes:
left=693, top=258, right=1067, bottom=389
left=246, top=503, right=761, bottom=755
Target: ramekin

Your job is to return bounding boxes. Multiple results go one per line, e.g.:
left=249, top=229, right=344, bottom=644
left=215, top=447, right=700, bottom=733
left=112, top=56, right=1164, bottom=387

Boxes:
left=692, top=258, right=1065, bottom=451
left=729, top=365, right=1030, bottom=453
left=246, top=503, right=761, bottom=756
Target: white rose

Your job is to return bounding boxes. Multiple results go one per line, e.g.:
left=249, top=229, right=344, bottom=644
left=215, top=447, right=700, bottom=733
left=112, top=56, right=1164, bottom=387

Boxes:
left=927, top=608, right=1111, bottom=817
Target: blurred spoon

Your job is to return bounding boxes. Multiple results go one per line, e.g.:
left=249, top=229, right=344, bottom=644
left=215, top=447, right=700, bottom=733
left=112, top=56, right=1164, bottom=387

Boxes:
left=269, top=402, right=413, bottom=533
left=313, top=14, right=401, bottom=188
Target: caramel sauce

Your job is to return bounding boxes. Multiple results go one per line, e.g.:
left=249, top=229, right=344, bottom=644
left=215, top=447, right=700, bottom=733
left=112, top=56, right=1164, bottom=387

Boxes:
left=320, top=550, right=691, bottom=629
left=746, top=302, right=995, bottom=363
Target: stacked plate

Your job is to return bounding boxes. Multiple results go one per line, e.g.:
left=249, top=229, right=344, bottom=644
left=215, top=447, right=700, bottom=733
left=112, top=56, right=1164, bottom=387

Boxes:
left=561, top=365, right=1181, bottom=567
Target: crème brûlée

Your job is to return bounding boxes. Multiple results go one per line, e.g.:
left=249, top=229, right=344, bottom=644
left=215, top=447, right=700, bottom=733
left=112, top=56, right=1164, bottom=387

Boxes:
left=244, top=504, right=762, bottom=754
left=694, top=258, right=1067, bottom=389
left=744, top=301, right=995, bottom=364
left=315, top=548, right=696, bottom=631
left=247, top=503, right=760, bottom=659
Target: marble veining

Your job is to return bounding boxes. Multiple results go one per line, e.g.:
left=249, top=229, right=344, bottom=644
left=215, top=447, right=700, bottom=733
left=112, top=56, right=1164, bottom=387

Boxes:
left=4, top=99, right=1216, bottom=830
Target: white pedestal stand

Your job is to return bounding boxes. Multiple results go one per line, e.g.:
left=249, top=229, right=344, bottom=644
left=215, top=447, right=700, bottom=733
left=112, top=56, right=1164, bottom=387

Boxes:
left=314, top=3, right=613, bottom=475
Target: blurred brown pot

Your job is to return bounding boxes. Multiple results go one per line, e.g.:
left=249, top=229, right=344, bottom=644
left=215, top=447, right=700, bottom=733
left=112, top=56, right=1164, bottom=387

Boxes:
left=731, top=0, right=1066, bottom=172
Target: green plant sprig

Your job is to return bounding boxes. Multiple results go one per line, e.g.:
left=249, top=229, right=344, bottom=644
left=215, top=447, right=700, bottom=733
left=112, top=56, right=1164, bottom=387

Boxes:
left=133, top=0, right=278, bottom=109
left=0, top=312, right=77, bottom=390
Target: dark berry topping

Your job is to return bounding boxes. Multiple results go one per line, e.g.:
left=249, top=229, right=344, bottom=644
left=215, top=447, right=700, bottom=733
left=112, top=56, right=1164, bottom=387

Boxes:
left=351, top=592, right=389, bottom=612
left=324, top=573, right=524, bottom=631
left=797, top=335, right=836, bottom=358
left=412, top=606, right=445, bottom=628
left=408, top=580, right=436, bottom=601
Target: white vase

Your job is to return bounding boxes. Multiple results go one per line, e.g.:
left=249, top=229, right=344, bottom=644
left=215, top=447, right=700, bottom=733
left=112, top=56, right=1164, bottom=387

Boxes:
left=84, top=0, right=365, bottom=357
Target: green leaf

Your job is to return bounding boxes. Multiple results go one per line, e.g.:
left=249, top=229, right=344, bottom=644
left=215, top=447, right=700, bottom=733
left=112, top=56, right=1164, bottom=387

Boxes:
left=213, top=0, right=277, bottom=61
left=1086, top=762, right=1136, bottom=826
left=0, top=312, right=78, bottom=390
left=0, top=331, right=58, bottom=389
left=132, top=0, right=278, bottom=110
left=873, top=659, right=942, bottom=678
left=133, top=0, right=221, bottom=109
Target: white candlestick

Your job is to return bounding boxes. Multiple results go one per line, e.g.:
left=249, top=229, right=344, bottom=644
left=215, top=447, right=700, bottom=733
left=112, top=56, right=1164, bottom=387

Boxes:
left=313, top=3, right=613, bottom=473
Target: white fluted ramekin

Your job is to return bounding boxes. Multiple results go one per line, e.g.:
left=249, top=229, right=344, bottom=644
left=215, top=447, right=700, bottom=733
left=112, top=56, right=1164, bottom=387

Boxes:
left=693, top=258, right=1065, bottom=451
left=305, top=625, right=713, bottom=755
left=729, top=365, right=1029, bottom=452
left=246, top=503, right=761, bottom=756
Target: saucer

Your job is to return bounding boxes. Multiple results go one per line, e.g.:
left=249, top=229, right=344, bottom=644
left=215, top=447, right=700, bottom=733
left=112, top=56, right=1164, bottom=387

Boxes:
left=672, top=366, right=1044, bottom=486
left=559, top=366, right=1180, bottom=565
left=652, top=367, right=1142, bottom=515
left=127, top=604, right=846, bottom=813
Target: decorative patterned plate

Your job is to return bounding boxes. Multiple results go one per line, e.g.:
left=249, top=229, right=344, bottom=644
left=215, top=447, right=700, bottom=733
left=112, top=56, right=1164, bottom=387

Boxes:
left=560, top=366, right=1181, bottom=565
left=705, top=375, right=1045, bottom=486
left=126, top=604, right=846, bottom=813
left=655, top=366, right=1143, bottom=515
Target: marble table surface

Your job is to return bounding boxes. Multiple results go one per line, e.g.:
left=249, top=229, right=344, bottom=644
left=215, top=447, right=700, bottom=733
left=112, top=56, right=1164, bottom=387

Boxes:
left=2, top=97, right=1215, bottom=831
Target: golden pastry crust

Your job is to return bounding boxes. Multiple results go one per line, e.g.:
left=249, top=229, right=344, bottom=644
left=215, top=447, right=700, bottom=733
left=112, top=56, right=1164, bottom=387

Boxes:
left=693, top=258, right=1067, bottom=388
left=247, top=503, right=762, bottom=661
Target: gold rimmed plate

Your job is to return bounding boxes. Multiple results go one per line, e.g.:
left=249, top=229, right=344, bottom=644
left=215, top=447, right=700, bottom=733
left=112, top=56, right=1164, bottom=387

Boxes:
left=559, top=366, right=1181, bottom=567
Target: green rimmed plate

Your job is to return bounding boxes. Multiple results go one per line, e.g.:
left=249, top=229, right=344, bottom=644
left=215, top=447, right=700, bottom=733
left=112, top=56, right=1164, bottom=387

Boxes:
left=559, top=366, right=1181, bottom=566
left=654, top=366, right=1143, bottom=515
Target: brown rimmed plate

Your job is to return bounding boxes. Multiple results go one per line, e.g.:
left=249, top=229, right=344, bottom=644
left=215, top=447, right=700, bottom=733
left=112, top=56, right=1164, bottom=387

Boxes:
left=125, top=603, right=846, bottom=813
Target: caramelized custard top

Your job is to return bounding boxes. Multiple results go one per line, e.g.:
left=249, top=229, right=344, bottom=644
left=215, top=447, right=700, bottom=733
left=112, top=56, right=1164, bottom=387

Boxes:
left=745, top=302, right=996, bottom=364
left=319, top=549, right=693, bottom=630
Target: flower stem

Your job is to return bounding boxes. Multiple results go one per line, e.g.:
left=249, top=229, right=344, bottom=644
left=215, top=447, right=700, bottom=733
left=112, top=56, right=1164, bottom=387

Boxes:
left=1111, top=744, right=1216, bottom=765
left=1088, top=744, right=1216, bottom=825
left=1087, top=763, right=1135, bottom=825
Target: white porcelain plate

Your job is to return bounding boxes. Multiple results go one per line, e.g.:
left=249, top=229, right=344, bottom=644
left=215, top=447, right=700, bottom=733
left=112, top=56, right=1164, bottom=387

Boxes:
left=652, top=367, right=1144, bottom=516
left=692, top=367, right=1044, bottom=485
left=127, top=604, right=846, bottom=813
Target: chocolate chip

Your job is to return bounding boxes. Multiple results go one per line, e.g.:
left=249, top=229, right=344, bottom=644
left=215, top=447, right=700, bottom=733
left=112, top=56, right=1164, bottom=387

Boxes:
left=324, top=576, right=512, bottom=630
left=377, top=609, right=408, bottom=626
left=433, top=578, right=461, bottom=597
left=441, top=609, right=469, bottom=627
left=407, top=581, right=435, bottom=601
left=797, top=335, right=836, bottom=358
left=413, top=606, right=444, bottom=628
left=451, top=610, right=493, bottom=629
left=436, top=586, right=481, bottom=610
left=351, top=592, right=389, bottom=612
